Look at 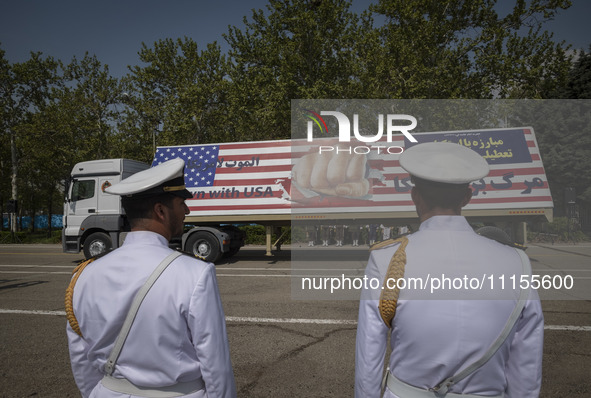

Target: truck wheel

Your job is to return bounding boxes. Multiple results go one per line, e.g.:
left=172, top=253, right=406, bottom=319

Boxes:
left=185, top=232, right=221, bottom=263
left=83, top=232, right=112, bottom=259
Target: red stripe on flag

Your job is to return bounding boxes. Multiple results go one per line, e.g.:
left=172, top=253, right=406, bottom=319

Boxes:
left=212, top=178, right=286, bottom=186
left=217, top=152, right=291, bottom=161
left=188, top=204, right=291, bottom=211
left=293, top=200, right=415, bottom=208
left=470, top=196, right=553, bottom=204
left=218, top=140, right=292, bottom=150
left=214, top=164, right=292, bottom=174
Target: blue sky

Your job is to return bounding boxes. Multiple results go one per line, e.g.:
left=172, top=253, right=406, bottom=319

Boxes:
left=1, top=0, right=589, bottom=78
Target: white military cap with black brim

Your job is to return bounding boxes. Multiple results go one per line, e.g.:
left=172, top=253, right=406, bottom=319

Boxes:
left=105, top=158, right=193, bottom=199
left=399, top=142, right=489, bottom=185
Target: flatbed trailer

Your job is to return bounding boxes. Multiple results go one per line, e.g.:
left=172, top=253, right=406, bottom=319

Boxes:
left=154, top=126, right=552, bottom=256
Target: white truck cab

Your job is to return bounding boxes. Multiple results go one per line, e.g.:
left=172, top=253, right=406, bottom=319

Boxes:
left=62, top=159, right=149, bottom=258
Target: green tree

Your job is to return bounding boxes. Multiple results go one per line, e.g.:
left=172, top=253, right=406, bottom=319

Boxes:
left=560, top=46, right=591, bottom=99
left=362, top=0, right=573, bottom=98
left=1, top=52, right=122, bottom=234
left=58, top=53, right=123, bottom=160
left=0, top=49, right=58, bottom=232
left=0, top=47, right=11, bottom=226
left=224, top=0, right=363, bottom=141
left=532, top=46, right=591, bottom=217
left=122, top=37, right=230, bottom=161
left=538, top=102, right=589, bottom=203
left=499, top=97, right=590, bottom=223
left=529, top=45, right=591, bottom=219
left=13, top=115, right=66, bottom=234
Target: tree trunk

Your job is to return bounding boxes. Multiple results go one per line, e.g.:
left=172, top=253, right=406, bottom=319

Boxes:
left=47, top=187, right=54, bottom=238
left=31, top=200, right=36, bottom=233
left=0, top=158, right=4, bottom=232
left=10, top=129, right=18, bottom=233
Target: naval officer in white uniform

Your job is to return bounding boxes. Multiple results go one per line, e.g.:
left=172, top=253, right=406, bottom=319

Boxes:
left=355, top=142, right=544, bottom=397
left=66, top=158, right=236, bottom=398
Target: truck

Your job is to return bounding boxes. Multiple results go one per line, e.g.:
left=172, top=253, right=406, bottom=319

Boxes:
left=62, top=126, right=553, bottom=261
left=62, top=158, right=245, bottom=262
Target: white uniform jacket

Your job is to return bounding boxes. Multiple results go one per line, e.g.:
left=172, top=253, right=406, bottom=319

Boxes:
left=67, top=231, right=236, bottom=398
left=355, top=216, right=544, bottom=398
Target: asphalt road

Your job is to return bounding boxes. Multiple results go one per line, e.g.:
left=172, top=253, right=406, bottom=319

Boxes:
left=0, top=243, right=590, bottom=397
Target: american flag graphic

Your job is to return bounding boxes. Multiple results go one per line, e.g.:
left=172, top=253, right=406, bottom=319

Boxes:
left=153, top=127, right=552, bottom=219
left=154, top=145, right=220, bottom=187
left=153, top=140, right=293, bottom=217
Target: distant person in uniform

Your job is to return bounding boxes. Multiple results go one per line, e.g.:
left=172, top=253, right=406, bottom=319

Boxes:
left=381, top=224, right=392, bottom=241
left=368, top=224, right=378, bottom=245
left=351, top=225, right=361, bottom=247
left=335, top=223, right=345, bottom=247
left=321, top=224, right=331, bottom=247
left=66, top=158, right=236, bottom=398
left=355, top=142, right=543, bottom=397
left=306, top=224, right=317, bottom=247
left=397, top=225, right=409, bottom=236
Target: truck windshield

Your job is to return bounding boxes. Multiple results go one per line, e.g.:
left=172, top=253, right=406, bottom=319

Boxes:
left=71, top=180, right=96, bottom=202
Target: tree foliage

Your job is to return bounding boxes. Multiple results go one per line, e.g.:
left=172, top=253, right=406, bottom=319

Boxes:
left=531, top=48, right=591, bottom=209
left=122, top=37, right=230, bottom=162
left=364, top=0, right=573, bottom=98
left=0, top=0, right=586, bottom=230
left=58, top=53, right=123, bottom=160
left=557, top=47, right=591, bottom=99
left=1, top=49, right=58, bottom=231
left=20, top=53, right=124, bottom=230
left=0, top=48, right=11, bottom=214
left=224, top=0, right=363, bottom=140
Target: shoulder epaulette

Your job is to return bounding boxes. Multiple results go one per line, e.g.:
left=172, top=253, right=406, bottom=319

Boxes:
left=370, top=238, right=402, bottom=251
left=377, top=236, right=409, bottom=328
left=65, top=257, right=96, bottom=338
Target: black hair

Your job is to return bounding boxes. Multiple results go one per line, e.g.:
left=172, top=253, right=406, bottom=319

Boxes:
left=121, top=193, right=176, bottom=227
left=411, top=176, right=470, bottom=210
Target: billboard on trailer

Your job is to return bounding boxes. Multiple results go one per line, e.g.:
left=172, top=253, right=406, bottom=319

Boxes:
left=153, top=126, right=552, bottom=221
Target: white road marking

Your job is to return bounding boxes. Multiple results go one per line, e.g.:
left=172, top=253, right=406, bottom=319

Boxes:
left=0, top=271, right=72, bottom=275
left=2, top=264, right=590, bottom=272
left=216, top=274, right=361, bottom=278
left=217, top=267, right=361, bottom=271
left=0, top=270, right=361, bottom=278
left=0, top=265, right=74, bottom=268
left=225, top=316, right=358, bottom=325
left=1, top=309, right=67, bottom=316
left=1, top=309, right=589, bottom=331
left=536, top=269, right=591, bottom=272
left=544, top=325, right=591, bottom=331
left=219, top=274, right=291, bottom=277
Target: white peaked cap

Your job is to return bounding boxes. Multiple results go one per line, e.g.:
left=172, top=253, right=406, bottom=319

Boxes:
left=399, top=142, right=489, bottom=184
left=105, top=158, right=192, bottom=198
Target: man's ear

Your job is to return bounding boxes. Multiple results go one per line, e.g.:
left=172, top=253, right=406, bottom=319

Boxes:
left=460, top=187, right=473, bottom=208
left=153, top=202, right=167, bottom=222
left=411, top=186, right=421, bottom=207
